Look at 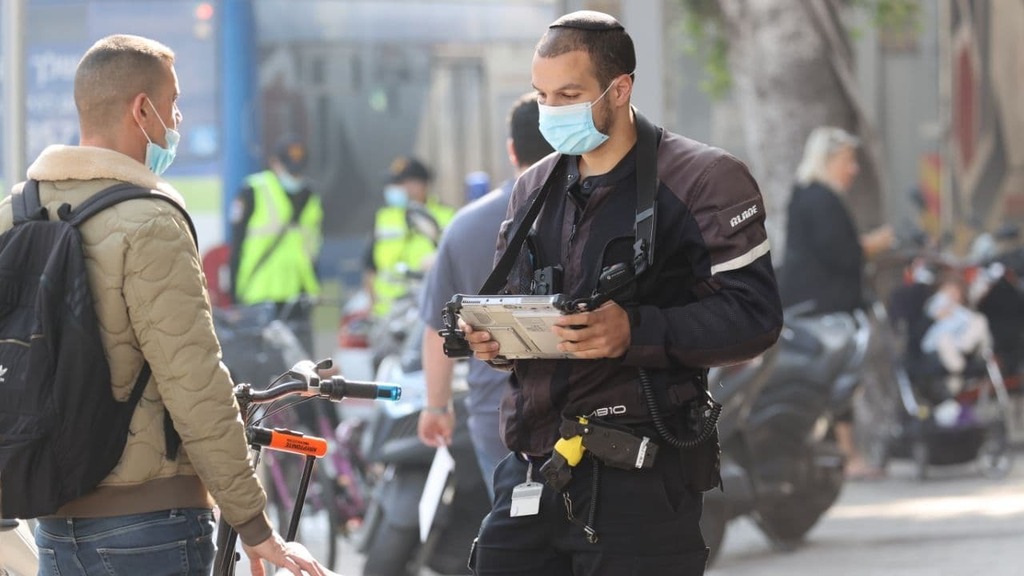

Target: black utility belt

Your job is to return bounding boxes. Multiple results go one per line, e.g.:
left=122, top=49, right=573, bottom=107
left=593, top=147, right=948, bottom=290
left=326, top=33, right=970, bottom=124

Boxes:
left=540, top=417, right=659, bottom=491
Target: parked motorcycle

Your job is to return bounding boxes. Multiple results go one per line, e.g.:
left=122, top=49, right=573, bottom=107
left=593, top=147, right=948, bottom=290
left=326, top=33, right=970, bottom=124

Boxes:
left=701, top=305, right=885, bottom=564
left=355, top=319, right=491, bottom=576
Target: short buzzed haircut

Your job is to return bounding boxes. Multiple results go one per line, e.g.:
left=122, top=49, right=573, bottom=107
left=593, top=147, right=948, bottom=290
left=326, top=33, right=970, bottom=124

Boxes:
left=508, top=93, right=554, bottom=167
left=74, top=34, right=175, bottom=132
left=536, top=11, right=636, bottom=88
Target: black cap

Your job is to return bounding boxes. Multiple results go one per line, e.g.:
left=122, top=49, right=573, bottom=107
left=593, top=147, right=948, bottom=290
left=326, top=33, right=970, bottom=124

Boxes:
left=549, top=10, right=624, bottom=32
left=388, top=156, right=431, bottom=183
left=274, top=136, right=308, bottom=175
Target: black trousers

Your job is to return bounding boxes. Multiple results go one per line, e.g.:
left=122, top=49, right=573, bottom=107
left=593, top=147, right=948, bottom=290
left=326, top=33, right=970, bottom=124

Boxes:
left=470, top=447, right=709, bottom=576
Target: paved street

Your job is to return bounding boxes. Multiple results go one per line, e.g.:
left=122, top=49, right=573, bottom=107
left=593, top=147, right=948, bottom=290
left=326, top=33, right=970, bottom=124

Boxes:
left=229, top=447, right=1023, bottom=576
left=709, top=458, right=1024, bottom=576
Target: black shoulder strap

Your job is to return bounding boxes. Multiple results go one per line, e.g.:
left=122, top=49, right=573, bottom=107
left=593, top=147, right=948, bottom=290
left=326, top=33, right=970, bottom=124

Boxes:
left=65, top=182, right=195, bottom=460
left=478, top=157, right=567, bottom=295
left=633, top=110, right=660, bottom=276
left=121, top=362, right=180, bottom=460
left=477, top=112, right=662, bottom=295
left=12, top=180, right=48, bottom=224
left=244, top=223, right=292, bottom=286
left=65, top=183, right=199, bottom=250
left=125, top=363, right=152, bottom=413
left=239, top=182, right=312, bottom=290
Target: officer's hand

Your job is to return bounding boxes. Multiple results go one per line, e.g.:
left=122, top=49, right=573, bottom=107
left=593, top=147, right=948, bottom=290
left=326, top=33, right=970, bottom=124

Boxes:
left=417, top=408, right=454, bottom=448
left=458, top=318, right=502, bottom=361
left=552, top=301, right=630, bottom=359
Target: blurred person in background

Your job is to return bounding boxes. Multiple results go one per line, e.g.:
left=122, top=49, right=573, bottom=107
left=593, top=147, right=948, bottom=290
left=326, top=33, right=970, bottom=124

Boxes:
left=362, top=156, right=455, bottom=318
left=229, top=136, right=324, bottom=355
left=918, top=272, right=991, bottom=425
left=417, top=93, right=554, bottom=498
left=778, top=126, right=895, bottom=480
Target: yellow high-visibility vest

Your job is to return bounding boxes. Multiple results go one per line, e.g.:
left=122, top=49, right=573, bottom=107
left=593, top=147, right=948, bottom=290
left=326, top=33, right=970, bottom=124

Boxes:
left=235, top=170, right=323, bottom=304
left=371, top=199, right=454, bottom=316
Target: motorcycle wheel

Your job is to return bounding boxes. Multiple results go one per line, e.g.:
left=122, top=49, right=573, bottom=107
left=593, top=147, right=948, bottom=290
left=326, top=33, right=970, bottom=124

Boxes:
left=700, top=498, right=728, bottom=567
left=363, top=516, right=419, bottom=576
left=754, top=457, right=844, bottom=546
left=754, top=497, right=827, bottom=548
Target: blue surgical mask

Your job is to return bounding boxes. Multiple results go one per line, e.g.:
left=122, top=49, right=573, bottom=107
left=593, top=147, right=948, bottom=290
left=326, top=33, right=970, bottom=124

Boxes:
left=139, top=98, right=180, bottom=175
left=537, top=80, right=616, bottom=156
left=277, top=171, right=304, bottom=194
left=384, top=184, right=408, bottom=208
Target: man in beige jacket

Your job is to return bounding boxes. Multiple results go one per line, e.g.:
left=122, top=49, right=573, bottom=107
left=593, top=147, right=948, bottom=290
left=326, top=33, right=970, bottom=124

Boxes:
left=0, top=35, right=325, bottom=576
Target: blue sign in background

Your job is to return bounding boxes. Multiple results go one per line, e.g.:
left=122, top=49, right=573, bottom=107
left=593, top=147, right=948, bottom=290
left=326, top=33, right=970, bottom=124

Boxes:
left=1, top=0, right=220, bottom=183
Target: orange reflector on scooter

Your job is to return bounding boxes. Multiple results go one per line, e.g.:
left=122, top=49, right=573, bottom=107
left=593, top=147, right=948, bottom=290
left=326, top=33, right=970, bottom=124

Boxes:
left=248, top=426, right=328, bottom=458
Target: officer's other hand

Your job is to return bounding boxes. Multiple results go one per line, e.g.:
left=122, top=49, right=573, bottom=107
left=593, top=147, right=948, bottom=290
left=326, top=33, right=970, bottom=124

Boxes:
left=417, top=409, right=454, bottom=448
left=458, top=318, right=502, bottom=361
left=552, top=301, right=630, bottom=359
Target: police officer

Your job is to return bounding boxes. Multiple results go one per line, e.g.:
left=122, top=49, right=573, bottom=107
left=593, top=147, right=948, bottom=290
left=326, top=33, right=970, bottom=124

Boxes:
left=363, top=156, right=454, bottom=318
left=229, top=135, right=323, bottom=354
left=460, top=11, right=783, bottom=575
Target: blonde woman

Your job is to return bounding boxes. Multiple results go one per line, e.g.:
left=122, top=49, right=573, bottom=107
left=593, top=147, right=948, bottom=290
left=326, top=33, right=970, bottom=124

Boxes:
left=778, top=126, right=894, bottom=480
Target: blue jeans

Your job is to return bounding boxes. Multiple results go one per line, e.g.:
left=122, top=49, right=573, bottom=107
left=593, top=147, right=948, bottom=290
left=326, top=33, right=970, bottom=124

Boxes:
left=35, top=508, right=215, bottom=576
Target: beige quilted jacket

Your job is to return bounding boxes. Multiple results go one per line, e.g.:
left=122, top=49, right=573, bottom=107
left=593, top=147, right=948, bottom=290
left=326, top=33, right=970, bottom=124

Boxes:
left=0, top=145, right=271, bottom=545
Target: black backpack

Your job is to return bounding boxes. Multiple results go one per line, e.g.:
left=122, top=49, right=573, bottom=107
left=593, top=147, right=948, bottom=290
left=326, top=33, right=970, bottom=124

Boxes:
left=0, top=180, right=194, bottom=519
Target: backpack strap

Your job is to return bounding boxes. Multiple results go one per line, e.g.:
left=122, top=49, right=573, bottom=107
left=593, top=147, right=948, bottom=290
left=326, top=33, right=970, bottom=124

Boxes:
left=12, top=180, right=48, bottom=224
left=64, top=183, right=199, bottom=250
left=63, top=182, right=198, bottom=461
left=120, top=362, right=182, bottom=460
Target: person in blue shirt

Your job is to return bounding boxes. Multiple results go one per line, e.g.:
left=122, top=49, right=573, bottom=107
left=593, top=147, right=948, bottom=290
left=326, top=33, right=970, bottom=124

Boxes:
left=417, top=93, right=554, bottom=497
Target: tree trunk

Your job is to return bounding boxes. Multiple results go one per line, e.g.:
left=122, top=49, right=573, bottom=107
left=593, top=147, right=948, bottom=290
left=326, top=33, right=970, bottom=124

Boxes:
left=716, top=0, right=882, bottom=263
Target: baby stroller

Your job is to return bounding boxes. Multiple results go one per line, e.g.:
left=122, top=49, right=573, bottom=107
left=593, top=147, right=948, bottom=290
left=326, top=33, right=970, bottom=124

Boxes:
left=886, top=269, right=1015, bottom=481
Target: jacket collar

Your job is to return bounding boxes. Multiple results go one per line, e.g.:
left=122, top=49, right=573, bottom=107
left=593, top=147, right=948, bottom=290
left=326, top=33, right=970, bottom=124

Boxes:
left=26, top=145, right=187, bottom=207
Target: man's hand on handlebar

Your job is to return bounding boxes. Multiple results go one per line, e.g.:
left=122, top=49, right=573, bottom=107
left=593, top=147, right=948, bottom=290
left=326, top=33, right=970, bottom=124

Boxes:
left=243, top=532, right=327, bottom=576
left=457, top=318, right=502, bottom=361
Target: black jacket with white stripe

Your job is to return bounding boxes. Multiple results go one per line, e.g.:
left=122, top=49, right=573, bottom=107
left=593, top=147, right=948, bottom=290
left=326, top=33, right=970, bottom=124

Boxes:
left=495, top=124, right=783, bottom=456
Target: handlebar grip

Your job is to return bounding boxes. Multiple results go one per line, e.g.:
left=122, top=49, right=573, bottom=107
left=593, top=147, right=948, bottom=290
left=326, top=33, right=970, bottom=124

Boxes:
left=323, top=377, right=402, bottom=402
